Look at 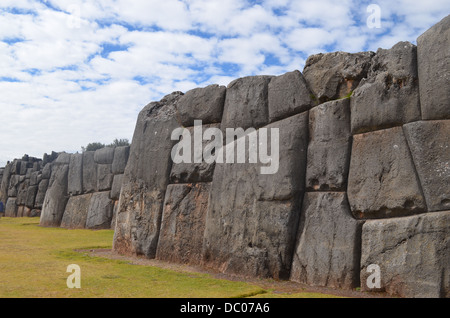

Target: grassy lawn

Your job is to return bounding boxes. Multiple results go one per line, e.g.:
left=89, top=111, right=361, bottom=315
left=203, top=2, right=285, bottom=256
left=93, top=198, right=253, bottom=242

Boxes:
left=0, top=217, right=342, bottom=298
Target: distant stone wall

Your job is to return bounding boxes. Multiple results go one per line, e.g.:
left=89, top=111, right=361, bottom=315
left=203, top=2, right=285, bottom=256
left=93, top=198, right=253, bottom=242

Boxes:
left=0, top=146, right=129, bottom=230
left=112, top=15, right=449, bottom=298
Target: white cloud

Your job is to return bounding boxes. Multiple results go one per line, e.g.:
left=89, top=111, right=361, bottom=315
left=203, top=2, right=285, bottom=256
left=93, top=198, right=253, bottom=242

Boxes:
left=0, top=0, right=449, bottom=166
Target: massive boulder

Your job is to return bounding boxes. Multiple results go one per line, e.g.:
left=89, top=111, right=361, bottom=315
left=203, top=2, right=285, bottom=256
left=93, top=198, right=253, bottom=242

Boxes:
left=68, top=153, right=83, bottom=196
left=202, top=112, right=309, bottom=279
left=156, top=183, right=211, bottom=265
left=306, top=98, right=352, bottom=191
left=176, top=84, right=226, bottom=127
left=417, top=15, right=450, bottom=120
left=86, top=191, right=114, bottom=229
left=347, top=126, right=426, bottom=219
left=111, top=146, right=130, bottom=175
left=82, top=151, right=97, bottom=193
left=268, top=70, right=314, bottom=122
left=303, top=51, right=374, bottom=103
left=113, top=92, right=183, bottom=258
left=40, top=163, right=69, bottom=227
left=360, top=211, right=449, bottom=298
left=290, top=192, right=363, bottom=289
left=60, top=193, right=93, bottom=229
left=351, top=41, right=421, bottom=134
left=221, top=75, right=273, bottom=131
left=403, top=120, right=450, bottom=212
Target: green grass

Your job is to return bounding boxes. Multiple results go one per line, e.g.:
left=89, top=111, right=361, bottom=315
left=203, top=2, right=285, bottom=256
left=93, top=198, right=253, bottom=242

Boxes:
left=0, top=217, right=342, bottom=298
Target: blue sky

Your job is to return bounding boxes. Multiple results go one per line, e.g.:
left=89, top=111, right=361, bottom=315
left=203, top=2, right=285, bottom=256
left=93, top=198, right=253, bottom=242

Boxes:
left=0, top=0, right=449, bottom=166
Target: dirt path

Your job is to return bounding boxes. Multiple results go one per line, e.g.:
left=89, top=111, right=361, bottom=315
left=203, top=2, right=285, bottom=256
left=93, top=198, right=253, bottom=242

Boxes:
left=79, top=248, right=391, bottom=298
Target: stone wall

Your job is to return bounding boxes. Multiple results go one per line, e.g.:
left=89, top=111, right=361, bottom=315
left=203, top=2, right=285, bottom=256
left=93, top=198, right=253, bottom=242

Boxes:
left=112, top=16, right=449, bottom=298
left=1, top=15, right=448, bottom=298
left=0, top=146, right=129, bottom=230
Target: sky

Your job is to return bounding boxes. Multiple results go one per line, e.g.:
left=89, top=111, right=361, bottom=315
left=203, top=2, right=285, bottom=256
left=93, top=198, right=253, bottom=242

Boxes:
left=0, top=0, right=449, bottom=167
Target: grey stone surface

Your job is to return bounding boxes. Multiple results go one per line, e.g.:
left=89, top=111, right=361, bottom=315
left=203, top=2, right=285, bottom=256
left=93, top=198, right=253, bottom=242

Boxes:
left=403, top=120, right=450, bottom=212
left=55, top=152, right=71, bottom=165
left=68, top=153, right=83, bottom=196
left=176, top=84, right=226, bottom=127
left=417, top=15, right=450, bottom=120
left=97, top=164, right=113, bottom=191
left=110, top=174, right=124, bottom=200
left=290, top=192, right=364, bottom=289
left=5, top=197, right=18, bottom=217
left=35, top=179, right=49, bottom=209
left=220, top=75, right=273, bottom=131
left=0, top=163, right=11, bottom=203
left=303, top=51, right=374, bottom=103
left=169, top=123, right=219, bottom=184
left=203, top=112, right=308, bottom=279
left=7, top=175, right=21, bottom=198
left=60, top=193, right=93, bottom=229
left=86, top=191, right=114, bottom=229
left=351, top=41, right=421, bottom=134
left=156, top=183, right=210, bottom=265
left=94, top=147, right=115, bottom=164
left=40, top=164, right=69, bottom=227
left=113, top=92, right=183, bottom=258
left=16, top=179, right=29, bottom=206
left=41, top=163, right=52, bottom=179
left=360, top=211, right=450, bottom=298
left=25, top=185, right=38, bottom=208
left=306, top=98, right=352, bottom=191
left=348, top=126, right=426, bottom=219
left=111, top=146, right=130, bottom=175
left=82, top=151, right=97, bottom=193
left=268, top=70, right=314, bottom=122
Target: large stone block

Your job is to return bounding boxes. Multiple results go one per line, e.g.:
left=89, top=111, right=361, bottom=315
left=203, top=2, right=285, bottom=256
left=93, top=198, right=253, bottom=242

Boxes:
left=403, top=120, right=450, bottom=212
left=41, top=163, right=52, bottom=179
left=111, top=146, right=130, bottom=175
left=61, top=193, right=93, bottom=229
left=156, top=183, right=210, bottom=265
left=5, top=197, right=18, bottom=217
left=268, top=70, right=314, bottom=122
left=110, top=174, right=123, bottom=201
left=176, top=84, right=226, bottom=127
left=25, top=185, right=38, bottom=208
left=360, top=211, right=449, bottom=298
left=97, top=164, right=113, bottom=191
left=94, top=147, right=115, bottom=165
left=35, top=179, right=49, bottom=209
left=290, top=192, right=364, bottom=289
left=169, top=124, right=219, bottom=184
left=351, top=41, right=421, bottom=134
left=220, top=75, right=273, bottom=131
left=306, top=99, right=352, bottom=191
left=16, top=178, right=29, bottom=206
left=68, top=153, right=83, bottom=196
left=7, top=175, right=21, bottom=197
left=202, top=112, right=308, bottom=279
left=40, top=164, right=69, bottom=227
left=82, top=151, right=97, bottom=193
left=86, top=191, right=114, bottom=229
left=303, top=51, right=374, bottom=103
left=113, top=92, right=183, bottom=258
left=0, top=163, right=12, bottom=203
left=348, top=126, right=426, bottom=218
left=417, top=15, right=450, bottom=120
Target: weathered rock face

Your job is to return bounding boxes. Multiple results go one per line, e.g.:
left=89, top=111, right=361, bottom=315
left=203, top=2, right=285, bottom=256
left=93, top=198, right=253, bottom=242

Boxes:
left=156, top=183, right=211, bottom=265
left=221, top=76, right=273, bottom=131
left=60, top=193, right=93, bottom=229
left=404, top=120, right=450, bottom=212
left=113, top=92, right=183, bottom=258
left=347, top=126, right=426, bottom=219
left=268, top=70, right=314, bottom=122
left=40, top=163, right=69, bottom=227
left=351, top=41, right=421, bottom=134
left=203, top=112, right=308, bottom=279
left=303, top=51, right=374, bottom=103
left=176, top=85, right=226, bottom=127
left=68, top=153, right=83, bottom=196
left=306, top=98, right=352, bottom=191
left=360, top=212, right=449, bottom=298
left=290, top=192, right=363, bottom=289
left=417, top=14, right=450, bottom=120
left=86, top=191, right=114, bottom=229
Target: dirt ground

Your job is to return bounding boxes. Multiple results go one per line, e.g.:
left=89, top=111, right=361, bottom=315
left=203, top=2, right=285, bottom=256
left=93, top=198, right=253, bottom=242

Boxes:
left=80, top=248, right=392, bottom=298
